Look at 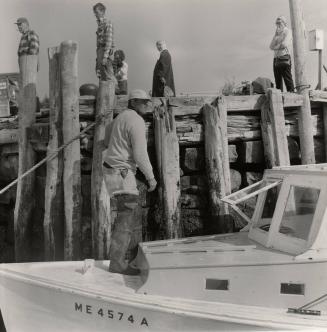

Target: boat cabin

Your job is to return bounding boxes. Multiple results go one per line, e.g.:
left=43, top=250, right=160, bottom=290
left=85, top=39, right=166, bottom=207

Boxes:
left=134, top=164, right=327, bottom=310
left=223, top=163, right=327, bottom=258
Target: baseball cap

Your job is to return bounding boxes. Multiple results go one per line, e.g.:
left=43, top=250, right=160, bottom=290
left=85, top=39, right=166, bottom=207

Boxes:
left=128, top=89, right=151, bottom=101
left=14, top=17, right=29, bottom=25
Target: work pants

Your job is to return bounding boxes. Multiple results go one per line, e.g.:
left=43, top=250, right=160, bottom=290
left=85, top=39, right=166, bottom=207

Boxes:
left=109, top=194, right=141, bottom=273
left=273, top=58, right=295, bottom=92
left=103, top=166, right=141, bottom=274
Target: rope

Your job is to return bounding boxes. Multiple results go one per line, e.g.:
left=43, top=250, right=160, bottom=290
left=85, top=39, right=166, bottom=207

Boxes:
left=0, top=110, right=113, bottom=196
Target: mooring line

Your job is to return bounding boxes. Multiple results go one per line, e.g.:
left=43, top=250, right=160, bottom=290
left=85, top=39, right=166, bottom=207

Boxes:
left=0, top=111, right=112, bottom=196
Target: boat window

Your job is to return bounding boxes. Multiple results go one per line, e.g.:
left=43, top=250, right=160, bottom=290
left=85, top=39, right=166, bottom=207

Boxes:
left=253, top=182, right=282, bottom=232
left=278, top=186, right=320, bottom=240
left=280, top=283, right=305, bottom=295
left=205, top=279, right=229, bottom=290
left=222, top=180, right=281, bottom=205
left=222, top=179, right=282, bottom=223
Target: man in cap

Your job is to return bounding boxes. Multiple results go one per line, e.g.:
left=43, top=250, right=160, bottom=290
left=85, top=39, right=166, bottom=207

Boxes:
left=269, top=15, right=294, bottom=92
left=103, top=89, right=157, bottom=275
left=15, top=17, right=39, bottom=67
left=93, top=2, right=115, bottom=81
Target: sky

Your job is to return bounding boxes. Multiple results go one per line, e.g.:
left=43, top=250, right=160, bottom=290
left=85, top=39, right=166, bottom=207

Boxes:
left=1, top=0, right=327, bottom=99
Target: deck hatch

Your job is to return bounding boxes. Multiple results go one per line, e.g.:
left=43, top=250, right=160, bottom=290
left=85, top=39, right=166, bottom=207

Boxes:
left=280, top=283, right=305, bottom=295
left=205, top=279, right=229, bottom=290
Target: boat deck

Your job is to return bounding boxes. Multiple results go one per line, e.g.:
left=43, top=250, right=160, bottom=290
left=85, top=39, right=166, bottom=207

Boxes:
left=1, top=260, right=327, bottom=330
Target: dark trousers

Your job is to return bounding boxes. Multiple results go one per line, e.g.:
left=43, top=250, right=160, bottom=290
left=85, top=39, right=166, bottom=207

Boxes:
left=109, top=194, right=141, bottom=273
left=273, top=58, right=295, bottom=92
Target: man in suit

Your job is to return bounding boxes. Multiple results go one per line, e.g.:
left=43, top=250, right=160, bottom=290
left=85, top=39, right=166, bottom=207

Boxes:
left=152, top=40, right=175, bottom=97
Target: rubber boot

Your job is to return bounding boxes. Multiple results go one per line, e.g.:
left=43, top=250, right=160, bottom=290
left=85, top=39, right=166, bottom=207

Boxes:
left=109, top=195, right=140, bottom=275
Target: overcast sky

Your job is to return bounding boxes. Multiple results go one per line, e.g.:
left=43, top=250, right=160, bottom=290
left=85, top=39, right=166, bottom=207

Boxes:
left=1, top=0, right=327, bottom=99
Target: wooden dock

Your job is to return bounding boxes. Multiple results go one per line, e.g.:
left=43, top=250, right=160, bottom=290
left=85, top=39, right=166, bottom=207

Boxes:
left=1, top=41, right=327, bottom=262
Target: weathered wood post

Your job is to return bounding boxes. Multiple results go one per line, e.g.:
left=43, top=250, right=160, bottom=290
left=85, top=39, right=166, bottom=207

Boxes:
left=60, top=41, right=81, bottom=260
left=261, top=89, right=290, bottom=167
left=14, top=54, right=38, bottom=261
left=261, top=100, right=275, bottom=168
left=43, top=46, right=64, bottom=261
left=154, top=100, right=182, bottom=239
left=91, top=80, right=115, bottom=259
left=317, top=49, right=323, bottom=90
left=202, top=97, right=233, bottom=233
left=289, top=0, right=315, bottom=164
left=323, top=105, right=327, bottom=161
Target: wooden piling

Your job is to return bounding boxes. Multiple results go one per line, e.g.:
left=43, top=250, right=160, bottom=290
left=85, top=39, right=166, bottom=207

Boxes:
left=154, top=100, right=182, bottom=239
left=60, top=41, right=81, bottom=260
left=14, top=54, right=38, bottom=261
left=91, top=80, right=115, bottom=259
left=323, top=104, right=327, bottom=161
left=261, top=89, right=290, bottom=167
left=261, top=100, right=276, bottom=168
left=289, top=0, right=315, bottom=164
left=43, top=46, right=64, bottom=261
left=202, top=98, right=233, bottom=233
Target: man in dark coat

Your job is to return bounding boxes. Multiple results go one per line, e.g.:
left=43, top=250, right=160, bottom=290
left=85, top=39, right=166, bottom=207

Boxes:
left=152, top=41, right=175, bottom=97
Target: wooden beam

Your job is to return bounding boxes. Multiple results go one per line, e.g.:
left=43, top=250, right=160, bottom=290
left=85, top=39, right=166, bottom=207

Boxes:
left=202, top=99, right=233, bottom=233
left=154, top=100, right=182, bottom=239
left=113, top=94, right=303, bottom=117
left=317, top=50, right=323, bottom=90
left=261, top=98, right=276, bottom=168
left=0, top=129, right=18, bottom=145
left=60, top=41, right=81, bottom=260
left=267, top=89, right=290, bottom=166
left=27, top=123, right=49, bottom=143
left=289, top=0, right=315, bottom=164
left=323, top=104, right=327, bottom=161
left=91, top=80, right=115, bottom=259
left=43, top=46, right=64, bottom=261
left=261, top=90, right=291, bottom=168
left=239, top=141, right=264, bottom=164
left=14, top=54, right=38, bottom=261
left=309, top=89, right=327, bottom=102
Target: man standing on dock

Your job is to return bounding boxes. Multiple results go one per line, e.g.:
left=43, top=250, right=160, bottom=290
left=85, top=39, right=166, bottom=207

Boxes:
left=103, top=89, right=157, bottom=275
left=15, top=17, right=39, bottom=71
left=93, top=2, right=115, bottom=81
left=152, top=40, right=175, bottom=97
left=269, top=16, right=295, bottom=92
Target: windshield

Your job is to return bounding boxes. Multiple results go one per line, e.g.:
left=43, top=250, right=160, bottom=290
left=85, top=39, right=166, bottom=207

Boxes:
left=254, top=182, right=282, bottom=232
left=278, top=186, right=320, bottom=240
left=222, top=178, right=282, bottom=224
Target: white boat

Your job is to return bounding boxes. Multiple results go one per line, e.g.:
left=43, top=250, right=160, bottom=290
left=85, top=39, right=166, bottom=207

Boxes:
left=1, top=164, right=327, bottom=331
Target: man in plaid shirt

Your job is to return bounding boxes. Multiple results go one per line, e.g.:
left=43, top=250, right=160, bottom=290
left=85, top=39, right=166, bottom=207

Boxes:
left=15, top=17, right=39, bottom=73
left=93, top=3, right=115, bottom=81
left=15, top=17, right=39, bottom=57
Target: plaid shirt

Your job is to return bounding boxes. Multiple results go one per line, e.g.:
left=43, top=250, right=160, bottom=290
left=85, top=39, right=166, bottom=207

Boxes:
left=17, top=30, right=39, bottom=56
left=96, top=18, right=114, bottom=59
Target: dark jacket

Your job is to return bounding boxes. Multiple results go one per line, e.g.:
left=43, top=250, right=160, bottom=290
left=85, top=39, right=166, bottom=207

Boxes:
left=152, top=49, right=175, bottom=97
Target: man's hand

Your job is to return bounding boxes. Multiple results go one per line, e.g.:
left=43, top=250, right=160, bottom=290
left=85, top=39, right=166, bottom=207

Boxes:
left=102, top=57, right=108, bottom=66
left=147, top=178, right=157, bottom=192
left=96, top=69, right=101, bottom=78
left=160, top=77, right=166, bottom=84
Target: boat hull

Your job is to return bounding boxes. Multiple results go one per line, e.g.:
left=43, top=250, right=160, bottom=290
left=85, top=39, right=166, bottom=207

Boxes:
left=0, top=271, right=273, bottom=332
